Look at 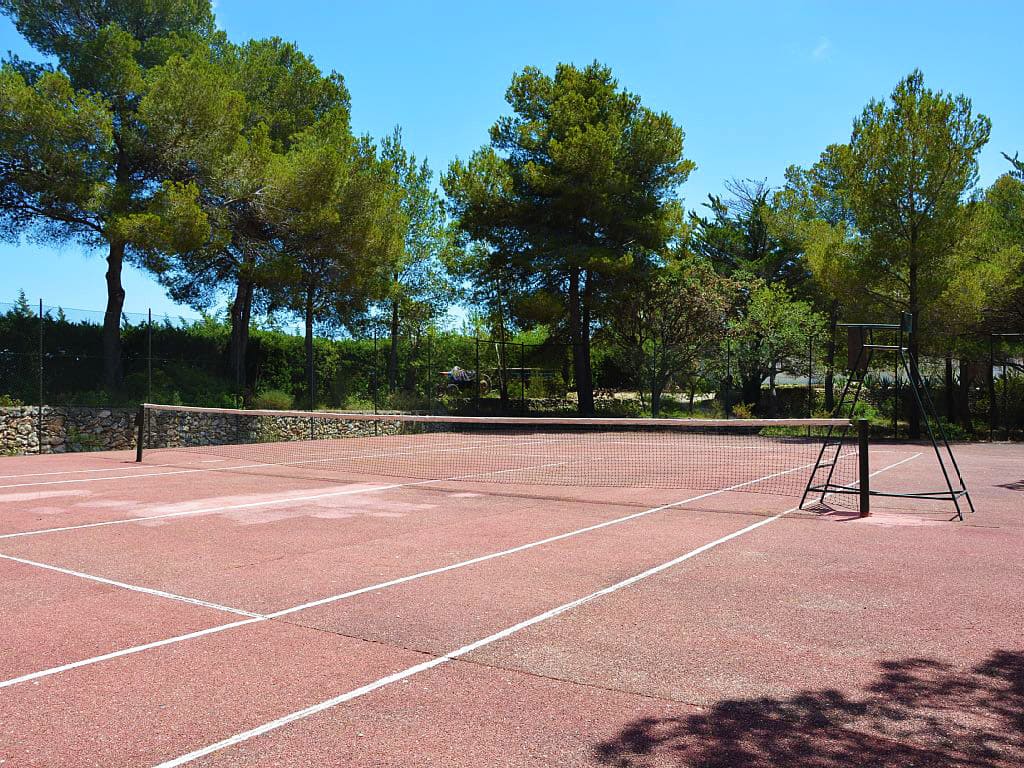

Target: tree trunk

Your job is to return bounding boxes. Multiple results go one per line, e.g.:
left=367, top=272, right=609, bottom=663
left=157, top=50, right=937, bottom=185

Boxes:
left=387, top=299, right=400, bottom=392
left=908, top=257, right=921, bottom=439
left=944, top=356, right=955, bottom=423
left=650, top=385, right=662, bottom=417
left=228, top=275, right=254, bottom=402
left=740, top=372, right=762, bottom=407
left=304, top=291, right=316, bottom=410
left=569, top=267, right=595, bottom=416
left=102, top=240, right=126, bottom=391
left=825, top=301, right=838, bottom=413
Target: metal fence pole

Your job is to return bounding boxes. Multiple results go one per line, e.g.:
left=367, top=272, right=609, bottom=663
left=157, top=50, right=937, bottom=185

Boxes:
left=1003, top=357, right=1009, bottom=440
left=38, top=298, right=43, bottom=454
left=893, top=339, right=900, bottom=439
left=807, top=333, right=814, bottom=419
left=724, top=339, right=732, bottom=418
left=520, top=342, right=526, bottom=415
left=475, top=335, right=481, bottom=415
left=372, top=330, right=379, bottom=415
left=426, top=334, right=433, bottom=414
left=147, top=308, right=153, bottom=403
left=988, top=335, right=996, bottom=441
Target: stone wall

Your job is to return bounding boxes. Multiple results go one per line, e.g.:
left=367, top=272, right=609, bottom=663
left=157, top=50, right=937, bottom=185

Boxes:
left=142, top=410, right=402, bottom=449
left=0, top=406, right=405, bottom=456
left=1, top=406, right=137, bottom=455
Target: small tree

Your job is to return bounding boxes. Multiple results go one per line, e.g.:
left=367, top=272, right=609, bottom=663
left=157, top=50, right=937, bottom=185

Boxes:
left=267, top=123, right=404, bottom=409
left=379, top=128, right=453, bottom=392
left=606, top=254, right=733, bottom=415
left=729, top=282, right=825, bottom=415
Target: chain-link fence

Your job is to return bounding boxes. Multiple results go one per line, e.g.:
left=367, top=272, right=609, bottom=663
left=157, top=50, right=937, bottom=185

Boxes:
left=2, top=298, right=1021, bottom=439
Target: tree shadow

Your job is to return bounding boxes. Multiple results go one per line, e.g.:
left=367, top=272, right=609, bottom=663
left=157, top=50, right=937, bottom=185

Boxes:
left=594, top=651, right=1024, bottom=767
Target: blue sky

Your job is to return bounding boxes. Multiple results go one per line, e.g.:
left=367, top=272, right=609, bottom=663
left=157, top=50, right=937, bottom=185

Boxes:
left=2, top=0, right=1021, bottom=318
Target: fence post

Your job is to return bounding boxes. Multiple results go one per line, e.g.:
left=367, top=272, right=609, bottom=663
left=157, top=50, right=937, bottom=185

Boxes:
left=372, top=329, right=379, bottom=415
left=520, top=342, right=526, bottom=415
left=724, top=338, right=732, bottom=418
left=807, top=333, right=814, bottom=419
left=858, top=418, right=870, bottom=517
left=475, top=335, right=481, bottom=415
left=893, top=343, right=900, bottom=439
left=147, top=308, right=153, bottom=403
left=38, top=298, right=43, bottom=455
left=1003, top=357, right=1009, bottom=441
left=426, top=334, right=433, bottom=414
left=988, top=335, right=996, bottom=441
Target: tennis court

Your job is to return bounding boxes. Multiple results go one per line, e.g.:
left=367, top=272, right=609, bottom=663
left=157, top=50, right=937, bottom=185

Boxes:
left=1, top=407, right=1022, bottom=767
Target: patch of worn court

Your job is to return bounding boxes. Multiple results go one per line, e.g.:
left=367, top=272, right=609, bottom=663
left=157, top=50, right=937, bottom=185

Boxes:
left=0, top=438, right=1021, bottom=767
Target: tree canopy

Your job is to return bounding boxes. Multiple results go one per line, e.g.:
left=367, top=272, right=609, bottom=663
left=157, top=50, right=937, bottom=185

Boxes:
left=444, top=61, right=693, bottom=414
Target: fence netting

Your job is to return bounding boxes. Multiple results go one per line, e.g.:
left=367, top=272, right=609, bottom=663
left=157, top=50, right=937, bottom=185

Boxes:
left=1, top=299, right=1021, bottom=439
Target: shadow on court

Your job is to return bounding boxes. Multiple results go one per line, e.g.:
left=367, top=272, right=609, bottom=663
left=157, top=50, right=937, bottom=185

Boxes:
left=593, top=650, right=1024, bottom=768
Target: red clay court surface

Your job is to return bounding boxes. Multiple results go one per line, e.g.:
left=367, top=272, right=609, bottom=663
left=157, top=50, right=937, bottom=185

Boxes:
left=0, top=436, right=1022, bottom=767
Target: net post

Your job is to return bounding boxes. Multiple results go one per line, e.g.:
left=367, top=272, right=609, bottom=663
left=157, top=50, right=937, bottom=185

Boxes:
left=858, top=418, right=870, bottom=517
left=135, top=404, right=146, bottom=463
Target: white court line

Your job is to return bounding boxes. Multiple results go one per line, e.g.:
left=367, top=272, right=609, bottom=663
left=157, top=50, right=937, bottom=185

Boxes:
left=0, top=453, right=864, bottom=689
left=0, top=458, right=576, bottom=541
left=0, top=463, right=147, bottom=480
left=153, top=452, right=922, bottom=768
left=0, top=434, right=561, bottom=489
left=0, top=554, right=261, bottom=617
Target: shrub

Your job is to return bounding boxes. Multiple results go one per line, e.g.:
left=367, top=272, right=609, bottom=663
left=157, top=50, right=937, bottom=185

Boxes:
left=252, top=389, right=293, bottom=410
left=850, top=400, right=880, bottom=424
left=731, top=402, right=755, bottom=419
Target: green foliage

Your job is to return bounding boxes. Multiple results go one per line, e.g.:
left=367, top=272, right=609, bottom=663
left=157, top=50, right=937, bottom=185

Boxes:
left=849, top=399, right=880, bottom=423
left=379, top=128, right=454, bottom=330
left=728, top=281, right=825, bottom=412
left=251, top=388, right=293, bottom=410
left=730, top=402, right=755, bottom=419
left=690, top=178, right=808, bottom=289
left=0, top=0, right=222, bottom=386
left=604, top=253, right=734, bottom=415
left=444, top=61, right=693, bottom=414
left=831, top=71, right=989, bottom=343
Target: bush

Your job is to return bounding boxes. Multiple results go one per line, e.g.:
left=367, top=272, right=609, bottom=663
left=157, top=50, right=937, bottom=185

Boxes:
left=850, top=400, right=880, bottom=424
left=731, top=402, right=755, bottom=419
left=252, top=389, right=293, bottom=410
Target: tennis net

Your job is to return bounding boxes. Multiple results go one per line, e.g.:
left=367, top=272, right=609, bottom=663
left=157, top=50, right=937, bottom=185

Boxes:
left=136, top=404, right=858, bottom=499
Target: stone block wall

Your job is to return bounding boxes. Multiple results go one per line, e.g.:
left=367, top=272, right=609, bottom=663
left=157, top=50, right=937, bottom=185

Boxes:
left=1, top=406, right=136, bottom=455
left=0, top=406, right=405, bottom=456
